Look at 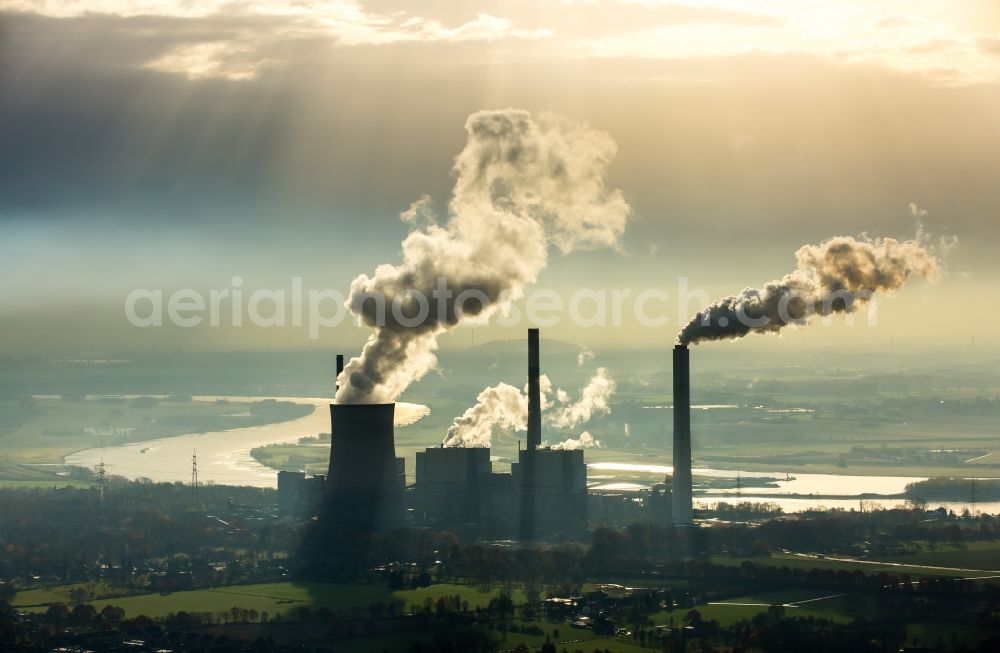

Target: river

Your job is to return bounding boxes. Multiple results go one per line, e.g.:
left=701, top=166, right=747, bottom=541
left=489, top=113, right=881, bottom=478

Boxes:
left=64, top=396, right=430, bottom=488
left=587, top=461, right=1000, bottom=515
left=65, top=402, right=995, bottom=514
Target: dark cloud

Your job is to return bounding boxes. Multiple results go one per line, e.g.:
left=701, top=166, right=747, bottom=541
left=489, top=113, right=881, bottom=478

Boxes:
left=0, top=13, right=299, bottom=214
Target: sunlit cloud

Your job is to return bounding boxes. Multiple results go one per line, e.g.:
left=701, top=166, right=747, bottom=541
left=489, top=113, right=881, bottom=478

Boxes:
left=3, top=0, right=1000, bottom=84
left=2, top=1, right=553, bottom=79
left=143, top=41, right=270, bottom=81
left=572, top=3, right=1000, bottom=84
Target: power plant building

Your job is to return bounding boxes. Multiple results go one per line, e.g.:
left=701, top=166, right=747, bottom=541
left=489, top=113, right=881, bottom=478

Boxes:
left=411, top=446, right=492, bottom=526
left=512, top=447, right=587, bottom=539
left=410, top=443, right=588, bottom=539
left=410, top=329, right=588, bottom=540
left=517, top=329, right=588, bottom=539
left=277, top=470, right=325, bottom=517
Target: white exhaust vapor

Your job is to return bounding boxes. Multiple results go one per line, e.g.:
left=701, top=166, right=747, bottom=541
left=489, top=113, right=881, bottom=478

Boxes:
left=548, top=431, right=600, bottom=450
left=546, top=367, right=614, bottom=429
left=336, top=109, right=630, bottom=404
left=443, top=369, right=614, bottom=448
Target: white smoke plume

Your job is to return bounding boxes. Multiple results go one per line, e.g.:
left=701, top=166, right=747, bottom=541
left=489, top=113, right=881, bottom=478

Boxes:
left=443, top=369, right=614, bottom=447
left=336, top=110, right=630, bottom=403
left=549, top=431, right=600, bottom=451
left=442, top=382, right=527, bottom=448
left=547, top=367, right=615, bottom=429
left=443, top=374, right=552, bottom=448
left=576, top=345, right=595, bottom=366
left=677, top=232, right=947, bottom=346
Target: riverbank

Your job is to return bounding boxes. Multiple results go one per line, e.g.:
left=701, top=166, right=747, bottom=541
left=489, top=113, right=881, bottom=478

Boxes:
left=0, top=396, right=314, bottom=486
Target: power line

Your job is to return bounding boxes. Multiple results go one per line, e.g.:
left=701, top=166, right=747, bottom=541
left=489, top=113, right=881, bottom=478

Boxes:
left=191, top=450, right=199, bottom=502
left=96, top=458, right=106, bottom=503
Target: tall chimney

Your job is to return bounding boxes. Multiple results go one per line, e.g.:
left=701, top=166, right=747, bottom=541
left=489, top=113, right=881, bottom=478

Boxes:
left=335, top=354, right=344, bottom=394
left=527, top=328, right=541, bottom=451
left=672, top=344, right=693, bottom=524
left=520, top=328, right=541, bottom=541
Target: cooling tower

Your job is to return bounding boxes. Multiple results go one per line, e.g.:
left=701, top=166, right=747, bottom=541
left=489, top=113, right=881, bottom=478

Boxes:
left=324, top=403, right=405, bottom=531
left=672, top=345, right=693, bottom=524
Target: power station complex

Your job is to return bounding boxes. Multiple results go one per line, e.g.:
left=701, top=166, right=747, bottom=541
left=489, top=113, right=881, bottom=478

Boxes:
left=280, top=329, right=693, bottom=540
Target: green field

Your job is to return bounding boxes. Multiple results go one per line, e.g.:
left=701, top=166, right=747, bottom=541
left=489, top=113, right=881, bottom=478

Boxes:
left=709, top=542, right=1000, bottom=577
left=251, top=442, right=330, bottom=475
left=12, top=580, right=671, bottom=652
left=0, top=461, right=90, bottom=488
left=322, top=617, right=647, bottom=653
left=15, top=575, right=997, bottom=652
left=15, top=581, right=526, bottom=619
left=875, top=541, right=1000, bottom=571
left=671, top=588, right=864, bottom=627
left=210, top=619, right=647, bottom=653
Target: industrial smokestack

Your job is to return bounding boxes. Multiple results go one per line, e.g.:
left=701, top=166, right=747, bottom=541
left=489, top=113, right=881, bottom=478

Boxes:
left=324, top=403, right=405, bottom=532
left=527, top=328, right=542, bottom=451
left=335, top=354, right=344, bottom=393
left=672, top=345, right=693, bottom=524
left=520, top=328, right=542, bottom=540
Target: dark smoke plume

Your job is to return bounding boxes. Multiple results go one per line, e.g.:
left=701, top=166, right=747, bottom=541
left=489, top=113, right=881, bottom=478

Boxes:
left=678, top=233, right=947, bottom=346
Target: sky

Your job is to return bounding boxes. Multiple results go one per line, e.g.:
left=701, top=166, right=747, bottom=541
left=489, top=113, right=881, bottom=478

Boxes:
left=1, top=1, right=999, bottom=356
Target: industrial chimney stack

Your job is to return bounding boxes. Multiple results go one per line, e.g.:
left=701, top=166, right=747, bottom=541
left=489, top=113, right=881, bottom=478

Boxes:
left=520, top=328, right=542, bottom=540
left=672, top=345, right=693, bottom=524
left=527, top=328, right=542, bottom=451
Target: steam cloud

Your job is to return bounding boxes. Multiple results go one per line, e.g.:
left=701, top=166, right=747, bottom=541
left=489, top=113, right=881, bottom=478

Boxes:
left=441, top=383, right=528, bottom=449
left=336, top=109, right=630, bottom=403
left=547, top=367, right=615, bottom=429
left=441, top=375, right=551, bottom=449
left=677, top=233, right=946, bottom=346
left=443, top=369, right=614, bottom=448
left=548, top=431, right=600, bottom=450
